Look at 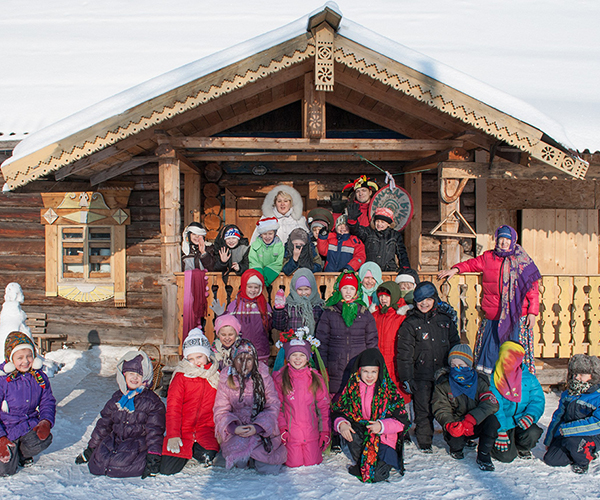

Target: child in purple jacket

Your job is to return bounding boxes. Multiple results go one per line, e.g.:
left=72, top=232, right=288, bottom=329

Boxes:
left=0, top=331, right=56, bottom=476
left=75, top=351, right=165, bottom=479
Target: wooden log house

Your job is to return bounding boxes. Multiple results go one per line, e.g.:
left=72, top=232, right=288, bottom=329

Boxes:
left=1, top=6, right=599, bottom=363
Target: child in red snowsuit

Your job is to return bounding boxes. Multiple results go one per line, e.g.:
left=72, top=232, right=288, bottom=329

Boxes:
left=273, top=329, right=330, bottom=467
left=160, top=328, right=220, bottom=475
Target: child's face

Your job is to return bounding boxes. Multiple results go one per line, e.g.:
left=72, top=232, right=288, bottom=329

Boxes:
left=234, top=353, right=254, bottom=376
left=378, top=294, right=391, bottom=307
left=362, top=276, right=377, bottom=290
left=260, top=231, right=276, bottom=245
left=375, top=219, right=390, bottom=231
left=296, top=286, right=312, bottom=297
left=417, top=297, right=435, bottom=313
left=336, top=224, right=349, bottom=235
left=13, top=349, right=34, bottom=373
left=311, top=226, right=323, bottom=239
left=187, top=352, right=209, bottom=367
left=190, top=233, right=204, bottom=246
left=218, top=326, right=238, bottom=348
left=399, top=281, right=416, bottom=292
left=575, top=373, right=592, bottom=383
left=340, top=285, right=357, bottom=302
left=288, top=352, right=309, bottom=370
left=360, top=366, right=379, bottom=386
left=225, top=237, right=239, bottom=248
left=275, top=196, right=292, bottom=214
left=246, top=283, right=262, bottom=299
left=450, top=358, right=468, bottom=369
left=124, top=371, right=144, bottom=390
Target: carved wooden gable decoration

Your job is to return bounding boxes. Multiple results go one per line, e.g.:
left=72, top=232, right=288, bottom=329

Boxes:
left=1, top=6, right=587, bottom=190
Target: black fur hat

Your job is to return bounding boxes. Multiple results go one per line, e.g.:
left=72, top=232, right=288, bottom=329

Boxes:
left=568, top=354, right=600, bottom=385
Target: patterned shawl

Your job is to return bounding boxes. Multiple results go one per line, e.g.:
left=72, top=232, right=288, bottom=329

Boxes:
left=493, top=341, right=525, bottom=403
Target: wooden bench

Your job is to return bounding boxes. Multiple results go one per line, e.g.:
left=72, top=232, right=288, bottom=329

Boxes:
left=26, top=313, right=67, bottom=354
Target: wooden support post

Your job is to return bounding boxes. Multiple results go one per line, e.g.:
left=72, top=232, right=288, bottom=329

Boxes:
left=157, top=143, right=182, bottom=360
left=440, top=178, right=461, bottom=269
left=405, top=173, right=422, bottom=270
left=184, top=171, right=201, bottom=227
left=225, top=188, right=237, bottom=226
left=302, top=72, right=326, bottom=139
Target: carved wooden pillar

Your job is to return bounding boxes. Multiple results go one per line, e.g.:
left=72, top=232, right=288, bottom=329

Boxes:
left=184, top=171, right=201, bottom=227
left=303, top=72, right=326, bottom=139
left=405, top=173, right=422, bottom=270
left=157, top=143, right=181, bottom=356
left=439, top=178, right=462, bottom=269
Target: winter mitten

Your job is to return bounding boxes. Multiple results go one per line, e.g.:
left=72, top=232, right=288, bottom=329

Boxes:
left=75, top=447, right=94, bottom=464
left=273, top=288, right=286, bottom=310
left=346, top=202, right=361, bottom=222
left=494, top=432, right=510, bottom=453
left=34, top=419, right=52, bottom=440
left=402, top=381, right=412, bottom=395
left=0, top=436, right=15, bottom=464
left=516, top=415, right=534, bottom=430
left=141, top=453, right=161, bottom=479
left=166, top=437, right=183, bottom=454
left=445, top=421, right=464, bottom=438
left=330, top=192, right=346, bottom=214
left=318, top=227, right=329, bottom=238
left=461, top=414, right=477, bottom=437
left=319, top=431, right=331, bottom=450
left=210, top=298, right=226, bottom=316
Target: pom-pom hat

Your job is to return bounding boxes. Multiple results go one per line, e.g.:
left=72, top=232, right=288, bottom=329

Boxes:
left=448, top=344, right=474, bottom=367
left=373, top=207, right=394, bottom=224
left=3, top=331, right=42, bottom=372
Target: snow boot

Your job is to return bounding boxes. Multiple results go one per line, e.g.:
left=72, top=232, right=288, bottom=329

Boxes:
left=572, top=463, right=589, bottom=474
left=476, top=452, right=494, bottom=471
left=449, top=449, right=464, bottom=460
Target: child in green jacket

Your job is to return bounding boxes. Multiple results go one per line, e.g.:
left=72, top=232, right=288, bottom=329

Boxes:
left=249, top=217, right=284, bottom=286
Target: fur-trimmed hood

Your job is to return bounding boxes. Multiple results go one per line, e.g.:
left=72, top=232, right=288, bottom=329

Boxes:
left=116, top=350, right=154, bottom=394
left=568, top=354, right=600, bottom=384
left=261, top=184, right=304, bottom=221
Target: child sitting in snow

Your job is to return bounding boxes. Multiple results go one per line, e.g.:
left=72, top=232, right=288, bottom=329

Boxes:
left=544, top=354, right=600, bottom=474
left=213, top=340, right=287, bottom=474
left=211, top=314, right=242, bottom=370
left=432, top=345, right=500, bottom=471
left=0, top=332, right=55, bottom=476
left=75, top=351, right=165, bottom=479
left=273, top=328, right=330, bottom=468
left=332, top=348, right=409, bottom=483
left=248, top=217, right=284, bottom=286
left=160, top=329, right=220, bottom=475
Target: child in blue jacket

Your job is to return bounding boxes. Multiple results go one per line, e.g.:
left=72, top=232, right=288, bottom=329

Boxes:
left=544, top=354, right=600, bottom=474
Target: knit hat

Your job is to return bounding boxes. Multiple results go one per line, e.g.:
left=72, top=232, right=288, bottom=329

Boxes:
left=3, top=331, right=42, bottom=372
left=284, top=338, right=312, bottom=361
left=413, top=281, right=438, bottom=303
left=214, top=314, right=242, bottom=336
left=295, top=276, right=311, bottom=289
left=224, top=227, right=241, bottom=240
left=496, top=225, right=513, bottom=240
left=289, top=228, right=309, bottom=244
left=256, top=217, right=279, bottom=234
left=395, top=274, right=416, bottom=285
left=183, top=327, right=212, bottom=359
left=307, top=208, right=334, bottom=229
left=448, top=344, right=474, bottom=367
left=335, top=214, right=348, bottom=229
left=373, top=207, right=394, bottom=224
left=247, top=274, right=263, bottom=289
left=122, top=354, right=144, bottom=376
left=339, top=273, right=359, bottom=290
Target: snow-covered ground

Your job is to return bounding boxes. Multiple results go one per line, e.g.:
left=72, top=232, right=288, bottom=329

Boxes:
left=0, top=346, right=599, bottom=500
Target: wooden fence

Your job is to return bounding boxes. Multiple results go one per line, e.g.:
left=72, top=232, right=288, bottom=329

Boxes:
left=175, top=272, right=600, bottom=359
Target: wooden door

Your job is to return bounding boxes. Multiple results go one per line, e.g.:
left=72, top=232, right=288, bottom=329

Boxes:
left=522, top=209, right=599, bottom=274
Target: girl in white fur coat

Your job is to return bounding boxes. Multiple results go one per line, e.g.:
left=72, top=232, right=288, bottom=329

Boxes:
left=251, top=185, right=309, bottom=245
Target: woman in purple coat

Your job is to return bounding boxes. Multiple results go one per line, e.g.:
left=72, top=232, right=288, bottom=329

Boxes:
left=0, top=332, right=56, bottom=476
left=315, top=270, right=378, bottom=398
left=213, top=340, right=287, bottom=474
left=75, top=351, right=165, bottom=479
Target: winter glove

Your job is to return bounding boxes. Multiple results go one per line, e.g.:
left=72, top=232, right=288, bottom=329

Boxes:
left=516, top=415, right=535, bottom=430
left=346, top=202, right=361, bottom=222
left=34, top=419, right=52, bottom=441
left=141, top=453, right=161, bottom=479
left=210, top=298, right=226, bottom=316
left=402, top=381, right=412, bottom=395
left=318, top=227, right=329, bottom=239
left=0, top=436, right=15, bottom=464
left=319, top=431, right=331, bottom=450
left=166, top=437, right=183, bottom=454
left=281, top=430, right=289, bottom=445
left=494, top=432, right=510, bottom=453
left=273, top=288, right=286, bottom=310
left=461, top=414, right=477, bottom=437
left=445, top=421, right=464, bottom=438
left=75, top=446, right=94, bottom=464
left=330, top=192, right=347, bottom=214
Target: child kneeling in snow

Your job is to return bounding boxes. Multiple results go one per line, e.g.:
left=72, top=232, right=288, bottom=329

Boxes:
left=544, top=354, right=600, bottom=474
left=161, top=329, right=221, bottom=475
left=75, top=351, right=165, bottom=478
left=332, top=348, right=409, bottom=483
left=213, top=340, right=287, bottom=474
left=0, top=331, right=56, bottom=475
left=273, top=328, right=330, bottom=467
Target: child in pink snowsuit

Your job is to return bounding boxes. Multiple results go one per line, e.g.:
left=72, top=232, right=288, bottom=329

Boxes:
left=273, top=329, right=330, bottom=467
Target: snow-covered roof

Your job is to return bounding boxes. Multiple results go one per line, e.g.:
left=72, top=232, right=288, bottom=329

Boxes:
left=1, top=2, right=589, bottom=190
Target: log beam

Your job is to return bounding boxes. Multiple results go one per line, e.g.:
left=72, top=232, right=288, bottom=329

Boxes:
left=186, top=151, right=436, bottom=162
left=405, top=173, right=422, bottom=270
left=90, top=156, right=157, bottom=186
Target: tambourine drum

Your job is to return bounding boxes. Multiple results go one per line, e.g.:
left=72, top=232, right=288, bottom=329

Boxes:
left=368, top=184, right=414, bottom=231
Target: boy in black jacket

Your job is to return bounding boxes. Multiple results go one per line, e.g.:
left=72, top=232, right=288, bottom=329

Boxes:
left=396, top=281, right=460, bottom=452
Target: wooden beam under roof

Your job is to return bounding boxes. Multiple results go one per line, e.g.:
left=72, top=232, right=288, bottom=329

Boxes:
left=438, top=160, right=600, bottom=180
left=90, top=156, right=157, bottom=186
left=168, top=137, right=464, bottom=151
left=186, top=151, right=435, bottom=162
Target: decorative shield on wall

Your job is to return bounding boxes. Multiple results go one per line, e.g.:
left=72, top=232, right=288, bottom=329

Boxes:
left=369, top=184, right=414, bottom=231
